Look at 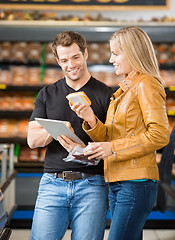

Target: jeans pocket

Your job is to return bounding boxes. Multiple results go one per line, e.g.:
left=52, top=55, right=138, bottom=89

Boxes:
left=39, top=173, right=52, bottom=186
left=145, top=183, right=158, bottom=212
left=86, top=175, right=106, bottom=186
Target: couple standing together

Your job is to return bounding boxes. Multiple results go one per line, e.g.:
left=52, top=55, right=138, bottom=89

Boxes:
left=28, top=26, right=169, bottom=240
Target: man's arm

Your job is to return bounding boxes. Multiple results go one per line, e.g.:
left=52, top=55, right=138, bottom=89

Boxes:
left=27, top=121, right=53, bottom=149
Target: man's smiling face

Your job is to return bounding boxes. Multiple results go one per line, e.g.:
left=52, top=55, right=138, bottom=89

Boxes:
left=56, top=43, right=88, bottom=82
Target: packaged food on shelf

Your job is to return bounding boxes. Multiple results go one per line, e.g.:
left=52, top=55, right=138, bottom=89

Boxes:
left=101, top=52, right=111, bottom=63
left=27, top=67, right=41, bottom=85
left=17, top=119, right=29, bottom=138
left=158, top=52, right=172, bottom=65
left=157, top=43, right=169, bottom=52
left=87, top=43, right=101, bottom=64
left=89, top=71, right=104, bottom=82
left=160, top=70, right=175, bottom=87
left=166, top=98, right=175, bottom=111
left=88, top=51, right=100, bottom=64
left=13, top=94, right=24, bottom=110
left=87, top=43, right=99, bottom=51
left=12, top=42, right=28, bottom=63
left=0, top=42, right=12, bottom=62
left=27, top=42, right=41, bottom=64
left=0, top=69, right=11, bottom=85
left=0, top=119, right=17, bottom=138
left=23, top=96, right=35, bottom=110
left=45, top=42, right=57, bottom=65
left=153, top=43, right=159, bottom=57
left=170, top=43, right=175, bottom=53
left=43, top=68, right=64, bottom=84
left=169, top=119, right=175, bottom=133
left=39, top=148, right=46, bottom=162
left=0, top=92, right=35, bottom=110
left=11, top=65, right=27, bottom=85
left=0, top=94, right=13, bottom=110
left=18, top=146, right=39, bottom=161
left=89, top=70, right=122, bottom=86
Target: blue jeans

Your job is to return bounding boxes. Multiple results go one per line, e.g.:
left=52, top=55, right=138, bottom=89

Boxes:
left=31, top=173, right=108, bottom=240
left=108, top=180, right=158, bottom=240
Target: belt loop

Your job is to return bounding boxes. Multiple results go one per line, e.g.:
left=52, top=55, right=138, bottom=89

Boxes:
left=82, top=173, right=85, bottom=180
left=54, top=173, right=57, bottom=179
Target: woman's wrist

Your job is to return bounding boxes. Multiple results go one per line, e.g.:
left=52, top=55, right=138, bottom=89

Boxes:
left=88, top=116, right=97, bottom=129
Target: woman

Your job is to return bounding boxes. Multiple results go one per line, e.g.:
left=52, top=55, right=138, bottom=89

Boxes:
left=58, top=26, right=170, bottom=240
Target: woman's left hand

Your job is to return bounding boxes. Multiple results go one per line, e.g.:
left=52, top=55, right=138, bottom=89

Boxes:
left=84, top=142, right=113, bottom=160
left=57, top=135, right=85, bottom=152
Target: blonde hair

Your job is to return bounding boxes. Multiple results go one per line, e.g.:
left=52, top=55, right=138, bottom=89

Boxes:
left=110, top=26, right=164, bottom=85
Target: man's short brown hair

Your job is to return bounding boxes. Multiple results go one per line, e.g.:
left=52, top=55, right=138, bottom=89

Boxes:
left=52, top=31, right=87, bottom=59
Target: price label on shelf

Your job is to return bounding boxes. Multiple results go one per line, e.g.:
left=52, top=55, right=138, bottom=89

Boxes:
left=0, top=84, right=7, bottom=90
left=169, top=86, right=175, bottom=91
left=167, top=110, right=175, bottom=116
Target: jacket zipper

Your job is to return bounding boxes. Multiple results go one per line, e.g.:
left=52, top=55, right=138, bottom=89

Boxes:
left=106, top=106, right=115, bottom=182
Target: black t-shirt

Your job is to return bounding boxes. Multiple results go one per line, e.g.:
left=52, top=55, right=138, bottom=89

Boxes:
left=29, top=76, right=113, bottom=175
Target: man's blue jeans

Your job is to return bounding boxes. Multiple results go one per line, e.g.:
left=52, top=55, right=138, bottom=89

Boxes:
left=108, top=180, right=158, bottom=240
left=31, top=173, right=108, bottom=240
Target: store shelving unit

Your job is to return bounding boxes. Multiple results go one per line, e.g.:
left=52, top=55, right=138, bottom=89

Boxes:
left=0, top=20, right=175, bottom=163
left=0, top=20, right=175, bottom=42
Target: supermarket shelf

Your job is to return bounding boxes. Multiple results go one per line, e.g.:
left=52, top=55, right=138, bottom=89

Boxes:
left=0, top=85, right=43, bottom=91
left=14, top=166, right=43, bottom=173
left=165, top=86, right=175, bottom=95
left=0, top=111, right=32, bottom=118
left=0, top=138, right=27, bottom=144
left=0, top=84, right=175, bottom=93
left=0, top=21, right=175, bottom=42
left=14, top=162, right=43, bottom=168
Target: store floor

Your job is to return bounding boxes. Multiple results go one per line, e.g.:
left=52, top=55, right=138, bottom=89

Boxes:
left=9, top=229, right=175, bottom=240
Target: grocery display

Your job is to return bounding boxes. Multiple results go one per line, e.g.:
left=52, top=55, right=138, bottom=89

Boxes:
left=0, top=10, right=175, bottom=23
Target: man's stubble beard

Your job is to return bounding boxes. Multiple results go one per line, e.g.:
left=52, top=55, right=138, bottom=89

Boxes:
left=64, top=64, right=86, bottom=82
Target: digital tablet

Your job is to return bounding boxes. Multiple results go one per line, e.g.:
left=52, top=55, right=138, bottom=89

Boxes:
left=35, top=118, right=83, bottom=144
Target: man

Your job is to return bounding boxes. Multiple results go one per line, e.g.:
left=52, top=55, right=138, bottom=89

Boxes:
left=27, top=31, right=113, bottom=240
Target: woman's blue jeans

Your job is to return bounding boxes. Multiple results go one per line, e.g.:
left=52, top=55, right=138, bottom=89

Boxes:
left=108, top=180, right=158, bottom=240
left=31, top=173, right=108, bottom=240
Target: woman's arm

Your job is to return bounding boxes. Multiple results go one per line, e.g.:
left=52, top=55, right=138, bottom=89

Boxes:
left=83, top=142, right=113, bottom=160
left=69, top=102, right=108, bottom=142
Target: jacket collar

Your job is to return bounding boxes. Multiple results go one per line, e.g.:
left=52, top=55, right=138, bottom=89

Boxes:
left=119, top=78, right=133, bottom=92
left=111, top=72, right=142, bottom=101
left=119, top=71, right=141, bottom=91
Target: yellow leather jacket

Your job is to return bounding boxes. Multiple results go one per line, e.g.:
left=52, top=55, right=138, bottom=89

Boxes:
left=83, top=73, right=170, bottom=182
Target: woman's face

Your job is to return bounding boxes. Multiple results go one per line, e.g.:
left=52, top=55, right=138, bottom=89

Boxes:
left=109, top=39, right=133, bottom=76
